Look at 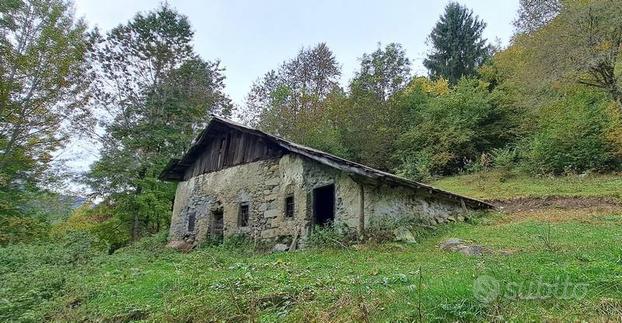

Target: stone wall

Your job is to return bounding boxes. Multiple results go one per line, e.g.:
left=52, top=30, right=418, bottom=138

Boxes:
left=169, top=153, right=470, bottom=245
left=170, top=154, right=311, bottom=243
left=362, top=183, right=465, bottom=227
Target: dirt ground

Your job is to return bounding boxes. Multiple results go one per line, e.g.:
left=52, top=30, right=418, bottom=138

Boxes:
left=488, top=196, right=622, bottom=224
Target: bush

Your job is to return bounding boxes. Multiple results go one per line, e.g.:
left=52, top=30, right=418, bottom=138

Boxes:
left=221, top=233, right=254, bottom=251
left=122, top=230, right=168, bottom=254
left=491, top=147, right=519, bottom=170
left=363, top=217, right=402, bottom=243
left=396, top=78, right=517, bottom=178
left=488, top=147, right=520, bottom=180
left=0, top=215, right=50, bottom=246
left=306, top=223, right=359, bottom=249
left=305, top=216, right=439, bottom=248
left=0, top=232, right=107, bottom=321
left=51, top=203, right=131, bottom=254
left=396, top=152, right=435, bottom=182
left=522, top=91, right=622, bottom=175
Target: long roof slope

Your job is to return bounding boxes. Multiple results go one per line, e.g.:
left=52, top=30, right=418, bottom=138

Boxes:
left=160, top=116, right=494, bottom=209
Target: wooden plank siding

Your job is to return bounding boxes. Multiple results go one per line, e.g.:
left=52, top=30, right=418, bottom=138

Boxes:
left=182, top=126, right=283, bottom=180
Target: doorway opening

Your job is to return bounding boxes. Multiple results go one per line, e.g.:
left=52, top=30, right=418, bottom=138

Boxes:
left=313, top=184, right=335, bottom=227
left=209, top=208, right=224, bottom=243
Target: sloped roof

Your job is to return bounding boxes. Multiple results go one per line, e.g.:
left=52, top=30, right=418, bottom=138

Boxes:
left=160, top=116, right=494, bottom=209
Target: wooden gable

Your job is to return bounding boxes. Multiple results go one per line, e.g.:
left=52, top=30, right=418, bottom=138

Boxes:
left=181, top=123, right=284, bottom=180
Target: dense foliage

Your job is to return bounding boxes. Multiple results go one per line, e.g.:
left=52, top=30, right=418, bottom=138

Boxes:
left=1, top=1, right=621, bottom=321
left=521, top=90, right=621, bottom=174
left=395, top=78, right=516, bottom=179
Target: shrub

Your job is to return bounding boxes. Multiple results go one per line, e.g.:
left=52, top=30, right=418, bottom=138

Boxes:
left=49, top=203, right=97, bottom=239
left=491, top=147, right=518, bottom=170
left=306, top=223, right=359, bottom=249
left=488, top=147, right=520, bottom=180
left=396, top=152, right=435, bottom=182
left=521, top=91, right=622, bottom=175
left=221, top=233, right=254, bottom=251
left=396, top=78, right=517, bottom=178
left=365, top=216, right=413, bottom=243
left=61, top=231, right=107, bottom=264
left=0, top=232, right=107, bottom=322
left=463, top=155, right=487, bottom=174
left=51, top=203, right=131, bottom=254
left=0, top=215, right=50, bottom=246
left=363, top=218, right=400, bottom=244
left=122, top=230, right=168, bottom=254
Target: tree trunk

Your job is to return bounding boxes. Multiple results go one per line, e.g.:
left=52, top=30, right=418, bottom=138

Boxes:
left=132, top=185, right=143, bottom=240
left=132, top=213, right=140, bottom=240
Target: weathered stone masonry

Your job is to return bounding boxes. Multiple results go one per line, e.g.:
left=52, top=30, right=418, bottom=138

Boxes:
left=170, top=153, right=472, bottom=244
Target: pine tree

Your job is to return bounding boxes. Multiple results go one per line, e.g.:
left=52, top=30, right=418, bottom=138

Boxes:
left=424, top=2, right=491, bottom=84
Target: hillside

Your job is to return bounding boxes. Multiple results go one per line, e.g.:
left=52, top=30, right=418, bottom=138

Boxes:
left=431, top=171, right=622, bottom=201
left=2, top=172, right=621, bottom=322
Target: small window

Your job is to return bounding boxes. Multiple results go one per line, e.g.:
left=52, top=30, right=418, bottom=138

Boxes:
left=187, top=211, right=196, bottom=232
left=285, top=195, right=294, bottom=218
left=238, top=202, right=249, bottom=227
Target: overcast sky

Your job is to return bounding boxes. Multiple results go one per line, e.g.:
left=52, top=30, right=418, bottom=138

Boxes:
left=64, top=0, right=520, bottom=177
left=74, top=0, right=519, bottom=106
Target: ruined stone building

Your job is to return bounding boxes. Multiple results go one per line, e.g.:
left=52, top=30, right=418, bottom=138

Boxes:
left=160, top=116, right=492, bottom=247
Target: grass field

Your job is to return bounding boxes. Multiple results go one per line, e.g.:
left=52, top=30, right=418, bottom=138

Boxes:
left=2, top=172, right=622, bottom=322
left=431, top=170, right=622, bottom=201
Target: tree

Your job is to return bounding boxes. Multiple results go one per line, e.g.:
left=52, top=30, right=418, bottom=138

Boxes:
left=242, top=43, right=341, bottom=139
left=514, top=0, right=562, bottom=34
left=88, top=5, right=231, bottom=241
left=522, top=89, right=622, bottom=174
left=424, top=2, right=491, bottom=84
left=396, top=79, right=515, bottom=179
left=516, top=0, right=622, bottom=110
left=351, top=43, right=411, bottom=101
left=338, top=43, right=411, bottom=170
left=513, top=0, right=562, bottom=34
left=0, top=0, right=91, bottom=216
left=89, top=4, right=195, bottom=128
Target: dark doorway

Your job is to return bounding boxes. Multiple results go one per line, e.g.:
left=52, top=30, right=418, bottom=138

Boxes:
left=313, top=184, right=335, bottom=227
left=209, top=209, right=224, bottom=243
left=187, top=211, right=196, bottom=232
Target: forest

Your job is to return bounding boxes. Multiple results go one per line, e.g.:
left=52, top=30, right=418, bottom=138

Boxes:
left=1, top=0, right=622, bottom=321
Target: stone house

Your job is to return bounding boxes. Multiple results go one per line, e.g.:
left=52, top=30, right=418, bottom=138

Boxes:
left=160, top=116, right=492, bottom=247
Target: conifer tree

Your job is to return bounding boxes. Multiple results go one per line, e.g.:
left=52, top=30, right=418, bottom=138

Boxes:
left=424, top=2, right=491, bottom=84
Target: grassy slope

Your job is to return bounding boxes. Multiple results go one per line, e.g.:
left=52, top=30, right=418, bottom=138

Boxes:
left=431, top=170, right=622, bottom=200
left=2, top=171, right=622, bottom=322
